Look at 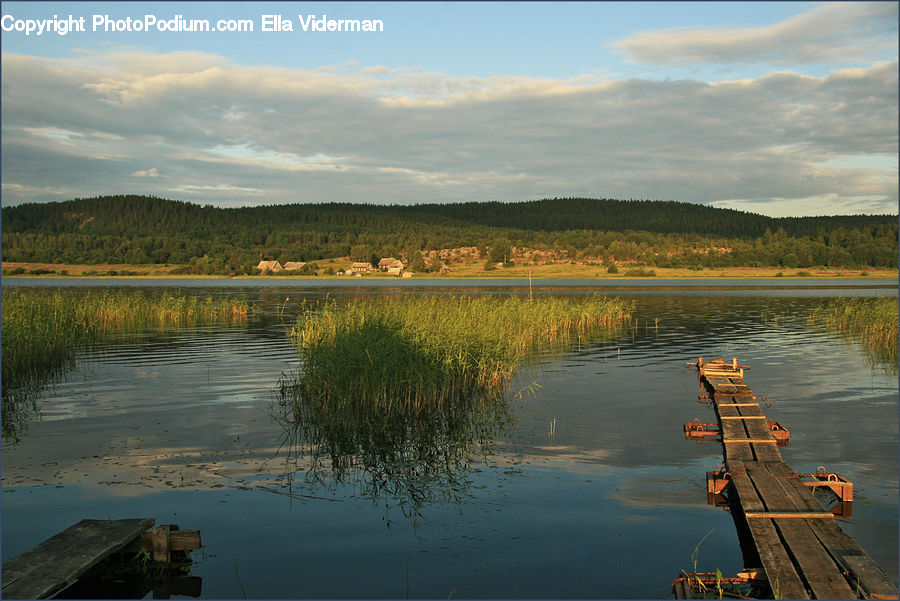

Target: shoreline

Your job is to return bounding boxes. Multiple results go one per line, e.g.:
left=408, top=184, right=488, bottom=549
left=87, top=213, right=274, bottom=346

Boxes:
left=2, top=270, right=898, bottom=282
left=1, top=261, right=897, bottom=281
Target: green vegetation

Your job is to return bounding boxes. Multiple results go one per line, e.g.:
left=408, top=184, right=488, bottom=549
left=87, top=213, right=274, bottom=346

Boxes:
left=1, top=289, right=249, bottom=442
left=276, top=294, right=633, bottom=516
left=2, top=195, right=896, bottom=274
left=288, top=294, right=633, bottom=412
left=809, top=297, right=899, bottom=368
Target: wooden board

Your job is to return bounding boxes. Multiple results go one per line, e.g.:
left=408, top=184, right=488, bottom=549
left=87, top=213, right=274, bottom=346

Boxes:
left=745, top=464, right=857, bottom=599
left=765, top=463, right=899, bottom=599
left=744, top=519, right=810, bottom=599
left=2, top=518, right=155, bottom=599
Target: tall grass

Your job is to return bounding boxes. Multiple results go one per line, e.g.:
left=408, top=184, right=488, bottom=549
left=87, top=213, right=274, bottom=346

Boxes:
left=288, top=294, right=633, bottom=414
left=276, top=294, right=633, bottom=515
left=1, top=288, right=248, bottom=441
left=809, top=297, right=898, bottom=368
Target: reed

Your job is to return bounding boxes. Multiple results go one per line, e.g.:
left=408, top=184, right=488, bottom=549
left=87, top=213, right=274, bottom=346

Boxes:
left=277, top=294, right=632, bottom=515
left=288, top=294, right=634, bottom=415
left=809, top=297, right=898, bottom=367
left=1, top=288, right=248, bottom=441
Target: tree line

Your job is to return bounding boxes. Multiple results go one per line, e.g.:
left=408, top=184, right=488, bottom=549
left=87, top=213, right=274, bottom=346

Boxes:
left=1, top=195, right=896, bottom=274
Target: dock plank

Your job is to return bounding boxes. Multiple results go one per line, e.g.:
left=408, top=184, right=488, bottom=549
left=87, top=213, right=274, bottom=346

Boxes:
left=724, top=467, right=810, bottom=599
left=745, top=465, right=856, bottom=599
left=744, top=520, right=811, bottom=600
left=765, top=463, right=899, bottom=599
left=2, top=518, right=155, bottom=599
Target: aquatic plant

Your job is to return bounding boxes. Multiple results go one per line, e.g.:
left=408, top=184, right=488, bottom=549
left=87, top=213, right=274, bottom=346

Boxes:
left=276, top=294, right=633, bottom=517
left=1, top=288, right=248, bottom=441
left=288, top=294, right=633, bottom=413
left=809, top=297, right=898, bottom=368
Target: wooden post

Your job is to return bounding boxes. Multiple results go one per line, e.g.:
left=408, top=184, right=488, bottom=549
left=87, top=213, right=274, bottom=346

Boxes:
left=732, top=357, right=738, bottom=370
left=152, top=525, right=171, bottom=564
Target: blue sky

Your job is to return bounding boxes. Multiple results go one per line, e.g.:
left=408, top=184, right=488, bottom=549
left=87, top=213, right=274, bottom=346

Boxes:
left=2, top=2, right=897, bottom=216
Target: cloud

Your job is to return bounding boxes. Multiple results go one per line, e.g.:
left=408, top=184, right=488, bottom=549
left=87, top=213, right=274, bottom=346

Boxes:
left=1, top=49, right=897, bottom=215
left=612, top=2, right=898, bottom=66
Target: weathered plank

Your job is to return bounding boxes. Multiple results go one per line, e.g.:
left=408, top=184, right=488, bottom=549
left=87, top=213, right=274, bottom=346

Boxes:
left=743, top=420, right=783, bottom=462
left=774, top=518, right=858, bottom=599
left=726, top=464, right=766, bottom=513
left=743, top=519, right=811, bottom=599
left=2, top=518, right=155, bottom=599
left=745, top=464, right=857, bottom=599
left=728, top=464, right=808, bottom=597
left=126, top=529, right=202, bottom=553
left=744, top=512, right=834, bottom=519
left=765, top=463, right=899, bottom=599
left=730, top=463, right=809, bottom=597
left=720, top=418, right=754, bottom=461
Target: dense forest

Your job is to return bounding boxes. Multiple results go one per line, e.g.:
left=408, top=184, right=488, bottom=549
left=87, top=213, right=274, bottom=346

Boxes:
left=2, top=195, right=897, bottom=274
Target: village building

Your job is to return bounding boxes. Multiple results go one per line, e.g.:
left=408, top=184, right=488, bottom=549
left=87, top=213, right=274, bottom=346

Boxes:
left=256, top=260, right=283, bottom=273
left=378, top=257, right=404, bottom=271
left=282, top=261, right=307, bottom=271
left=350, top=261, right=375, bottom=274
left=387, top=265, right=403, bottom=276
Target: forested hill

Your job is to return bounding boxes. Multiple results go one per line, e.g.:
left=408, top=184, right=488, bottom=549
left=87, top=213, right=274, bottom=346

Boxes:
left=2, top=195, right=897, bottom=272
left=404, top=198, right=895, bottom=238
left=2, top=195, right=895, bottom=238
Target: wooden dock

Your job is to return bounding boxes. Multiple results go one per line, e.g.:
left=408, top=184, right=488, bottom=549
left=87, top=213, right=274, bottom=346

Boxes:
left=685, top=357, right=897, bottom=600
left=1, top=518, right=201, bottom=599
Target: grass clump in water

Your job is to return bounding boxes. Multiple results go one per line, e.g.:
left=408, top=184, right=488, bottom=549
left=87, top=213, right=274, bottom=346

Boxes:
left=1, top=288, right=248, bottom=441
left=289, top=294, right=633, bottom=413
left=279, top=294, right=633, bottom=516
left=809, top=297, right=898, bottom=368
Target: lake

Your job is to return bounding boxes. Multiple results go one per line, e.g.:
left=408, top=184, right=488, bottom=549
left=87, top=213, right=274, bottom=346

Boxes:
left=2, top=279, right=897, bottom=598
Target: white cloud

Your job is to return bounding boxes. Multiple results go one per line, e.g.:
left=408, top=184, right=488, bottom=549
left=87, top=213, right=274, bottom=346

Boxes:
left=1, top=49, right=896, bottom=215
left=612, top=2, right=898, bottom=66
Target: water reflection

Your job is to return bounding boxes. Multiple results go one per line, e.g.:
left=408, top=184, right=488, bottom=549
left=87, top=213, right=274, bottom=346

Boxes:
left=2, top=324, right=251, bottom=444
left=272, top=369, right=512, bottom=522
left=2, top=285, right=896, bottom=598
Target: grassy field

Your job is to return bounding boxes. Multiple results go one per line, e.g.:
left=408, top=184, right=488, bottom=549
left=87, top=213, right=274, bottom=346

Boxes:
left=2, top=260, right=896, bottom=279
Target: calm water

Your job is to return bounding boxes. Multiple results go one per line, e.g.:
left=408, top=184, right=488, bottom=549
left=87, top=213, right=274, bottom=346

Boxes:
left=2, top=279, right=897, bottom=598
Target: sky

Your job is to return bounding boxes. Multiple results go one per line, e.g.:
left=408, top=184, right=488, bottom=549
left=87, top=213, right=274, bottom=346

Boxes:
left=1, top=1, right=897, bottom=217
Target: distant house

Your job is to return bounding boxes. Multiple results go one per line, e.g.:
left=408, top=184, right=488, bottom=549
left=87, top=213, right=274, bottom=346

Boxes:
left=378, top=257, right=404, bottom=271
left=351, top=261, right=375, bottom=274
left=256, top=260, right=283, bottom=273
left=282, top=261, right=307, bottom=271
left=387, top=266, right=403, bottom=276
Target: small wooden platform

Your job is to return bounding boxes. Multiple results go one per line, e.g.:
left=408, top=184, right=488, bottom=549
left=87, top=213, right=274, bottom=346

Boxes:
left=688, top=358, right=897, bottom=600
left=2, top=518, right=155, bottom=599
left=2, top=518, right=201, bottom=599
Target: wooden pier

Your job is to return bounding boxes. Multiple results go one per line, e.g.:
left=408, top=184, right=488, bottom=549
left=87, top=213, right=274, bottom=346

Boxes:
left=1, top=518, right=200, bottom=599
left=680, top=357, right=897, bottom=600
